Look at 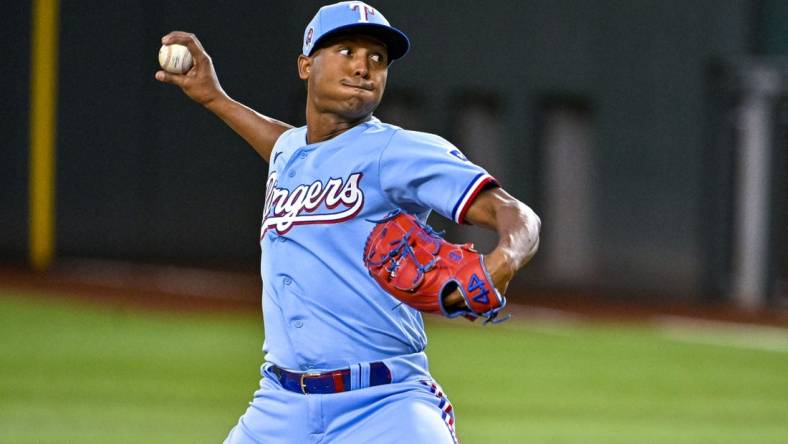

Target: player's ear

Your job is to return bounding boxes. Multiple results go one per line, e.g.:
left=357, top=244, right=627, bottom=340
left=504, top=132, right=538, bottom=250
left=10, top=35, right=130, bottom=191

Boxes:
left=298, top=54, right=312, bottom=81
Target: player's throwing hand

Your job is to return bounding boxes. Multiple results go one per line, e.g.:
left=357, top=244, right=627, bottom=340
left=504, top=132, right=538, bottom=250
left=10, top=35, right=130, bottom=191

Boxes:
left=155, top=32, right=227, bottom=107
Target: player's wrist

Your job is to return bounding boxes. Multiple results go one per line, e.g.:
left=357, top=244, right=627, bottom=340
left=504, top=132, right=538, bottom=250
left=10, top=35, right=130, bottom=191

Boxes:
left=203, top=91, right=234, bottom=114
left=484, top=249, right=517, bottom=292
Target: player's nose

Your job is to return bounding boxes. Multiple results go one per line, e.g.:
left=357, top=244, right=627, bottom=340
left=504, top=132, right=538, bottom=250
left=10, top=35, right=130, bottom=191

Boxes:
left=350, top=55, right=370, bottom=79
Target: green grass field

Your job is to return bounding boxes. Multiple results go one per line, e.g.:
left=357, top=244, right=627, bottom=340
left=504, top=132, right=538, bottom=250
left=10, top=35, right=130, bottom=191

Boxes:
left=1, top=291, right=787, bottom=444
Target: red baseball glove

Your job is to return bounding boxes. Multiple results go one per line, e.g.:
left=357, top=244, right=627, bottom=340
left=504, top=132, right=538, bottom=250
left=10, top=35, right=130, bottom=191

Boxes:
left=363, top=210, right=508, bottom=323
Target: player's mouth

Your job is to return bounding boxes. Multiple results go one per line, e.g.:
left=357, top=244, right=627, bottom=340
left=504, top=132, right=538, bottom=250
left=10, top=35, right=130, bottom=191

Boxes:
left=341, top=81, right=374, bottom=91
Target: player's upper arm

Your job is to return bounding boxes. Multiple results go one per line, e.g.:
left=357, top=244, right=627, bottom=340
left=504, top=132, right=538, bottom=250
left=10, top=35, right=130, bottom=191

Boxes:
left=378, top=130, right=498, bottom=223
left=462, top=187, right=527, bottom=230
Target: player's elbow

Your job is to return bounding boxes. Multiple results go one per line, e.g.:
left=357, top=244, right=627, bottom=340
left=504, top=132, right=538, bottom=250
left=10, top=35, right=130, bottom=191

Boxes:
left=520, top=203, right=541, bottom=260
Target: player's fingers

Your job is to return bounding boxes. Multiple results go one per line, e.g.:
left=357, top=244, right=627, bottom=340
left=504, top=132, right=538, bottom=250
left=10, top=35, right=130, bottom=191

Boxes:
left=161, top=31, right=209, bottom=64
left=443, top=289, right=467, bottom=310
left=154, top=70, right=186, bottom=87
left=161, top=31, right=205, bottom=49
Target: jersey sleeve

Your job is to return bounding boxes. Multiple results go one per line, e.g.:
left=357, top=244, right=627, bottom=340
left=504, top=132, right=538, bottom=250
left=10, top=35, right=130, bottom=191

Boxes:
left=378, top=130, right=498, bottom=224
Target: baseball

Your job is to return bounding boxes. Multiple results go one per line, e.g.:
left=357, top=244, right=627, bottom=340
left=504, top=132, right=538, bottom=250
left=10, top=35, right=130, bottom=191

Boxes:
left=158, top=44, right=193, bottom=74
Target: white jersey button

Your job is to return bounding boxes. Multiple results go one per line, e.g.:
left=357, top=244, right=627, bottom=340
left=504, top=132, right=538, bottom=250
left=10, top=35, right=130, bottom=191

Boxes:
left=293, top=320, right=304, bottom=328
left=283, top=277, right=293, bottom=285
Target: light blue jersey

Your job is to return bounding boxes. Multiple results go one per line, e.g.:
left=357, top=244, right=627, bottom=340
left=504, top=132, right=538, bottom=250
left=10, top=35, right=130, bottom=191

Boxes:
left=225, top=118, right=497, bottom=443
left=259, top=117, right=496, bottom=372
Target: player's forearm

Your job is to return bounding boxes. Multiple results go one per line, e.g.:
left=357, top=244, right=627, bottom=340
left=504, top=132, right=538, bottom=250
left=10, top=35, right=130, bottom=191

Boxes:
left=475, top=201, right=539, bottom=297
left=491, top=200, right=541, bottom=271
left=462, top=188, right=540, bottom=298
left=204, top=95, right=293, bottom=163
left=466, top=189, right=541, bottom=269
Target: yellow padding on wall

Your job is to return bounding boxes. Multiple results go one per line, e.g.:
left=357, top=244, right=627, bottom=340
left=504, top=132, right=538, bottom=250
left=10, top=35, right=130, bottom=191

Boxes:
left=29, top=0, right=59, bottom=270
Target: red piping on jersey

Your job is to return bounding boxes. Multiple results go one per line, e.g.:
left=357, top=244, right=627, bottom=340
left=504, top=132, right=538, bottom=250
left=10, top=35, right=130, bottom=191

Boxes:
left=457, top=176, right=498, bottom=224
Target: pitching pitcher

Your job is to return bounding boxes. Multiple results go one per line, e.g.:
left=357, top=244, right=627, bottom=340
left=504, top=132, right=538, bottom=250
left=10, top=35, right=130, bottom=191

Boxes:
left=155, top=2, right=540, bottom=442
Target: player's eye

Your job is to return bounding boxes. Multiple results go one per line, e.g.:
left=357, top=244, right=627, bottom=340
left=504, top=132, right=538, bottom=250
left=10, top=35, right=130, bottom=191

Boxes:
left=370, top=53, right=381, bottom=63
left=338, top=48, right=351, bottom=56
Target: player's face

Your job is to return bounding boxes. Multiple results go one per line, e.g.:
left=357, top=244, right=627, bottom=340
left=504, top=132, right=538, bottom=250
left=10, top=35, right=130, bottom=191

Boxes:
left=301, top=35, right=389, bottom=120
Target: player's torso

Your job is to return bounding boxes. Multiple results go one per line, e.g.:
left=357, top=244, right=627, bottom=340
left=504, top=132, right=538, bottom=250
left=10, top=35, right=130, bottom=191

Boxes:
left=259, top=119, right=427, bottom=371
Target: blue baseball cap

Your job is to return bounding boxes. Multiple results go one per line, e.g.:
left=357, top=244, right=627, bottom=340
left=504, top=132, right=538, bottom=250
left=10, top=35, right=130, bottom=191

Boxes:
left=302, top=1, right=410, bottom=61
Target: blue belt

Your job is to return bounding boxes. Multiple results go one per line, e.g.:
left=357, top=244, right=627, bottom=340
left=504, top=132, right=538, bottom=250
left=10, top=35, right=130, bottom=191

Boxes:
left=270, top=362, right=392, bottom=394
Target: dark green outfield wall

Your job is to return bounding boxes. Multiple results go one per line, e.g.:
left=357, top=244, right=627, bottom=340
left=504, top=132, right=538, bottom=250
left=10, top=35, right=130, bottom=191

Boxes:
left=2, top=1, right=759, bottom=297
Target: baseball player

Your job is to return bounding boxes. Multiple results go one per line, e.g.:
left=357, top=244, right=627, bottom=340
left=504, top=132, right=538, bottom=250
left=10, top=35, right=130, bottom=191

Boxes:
left=155, top=2, right=540, bottom=443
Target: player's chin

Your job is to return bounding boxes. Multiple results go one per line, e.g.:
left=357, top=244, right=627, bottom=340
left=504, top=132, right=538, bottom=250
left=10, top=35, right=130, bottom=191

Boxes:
left=341, top=97, right=381, bottom=118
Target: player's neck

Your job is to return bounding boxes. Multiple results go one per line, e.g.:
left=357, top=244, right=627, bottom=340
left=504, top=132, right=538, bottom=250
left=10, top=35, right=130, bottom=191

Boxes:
left=305, top=109, right=372, bottom=144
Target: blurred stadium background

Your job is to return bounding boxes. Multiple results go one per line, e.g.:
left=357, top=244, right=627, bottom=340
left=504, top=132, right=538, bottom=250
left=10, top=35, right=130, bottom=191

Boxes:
left=2, top=0, right=788, bottom=442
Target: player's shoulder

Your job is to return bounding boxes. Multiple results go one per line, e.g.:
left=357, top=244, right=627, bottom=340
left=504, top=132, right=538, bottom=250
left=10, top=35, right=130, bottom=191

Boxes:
left=389, top=128, right=455, bottom=149
left=382, top=128, right=467, bottom=163
left=355, top=116, right=401, bottom=141
left=273, top=125, right=307, bottom=153
left=270, top=126, right=311, bottom=167
left=378, top=127, right=475, bottom=168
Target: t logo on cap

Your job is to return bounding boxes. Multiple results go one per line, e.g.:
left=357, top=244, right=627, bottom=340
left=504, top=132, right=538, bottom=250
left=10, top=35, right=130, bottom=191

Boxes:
left=349, top=1, right=376, bottom=22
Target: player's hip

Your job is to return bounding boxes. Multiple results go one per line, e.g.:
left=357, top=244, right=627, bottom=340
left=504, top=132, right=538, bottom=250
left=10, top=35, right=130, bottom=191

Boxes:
left=228, top=376, right=458, bottom=444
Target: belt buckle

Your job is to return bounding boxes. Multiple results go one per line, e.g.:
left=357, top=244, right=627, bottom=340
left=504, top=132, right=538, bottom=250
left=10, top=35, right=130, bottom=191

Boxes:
left=299, top=372, right=322, bottom=394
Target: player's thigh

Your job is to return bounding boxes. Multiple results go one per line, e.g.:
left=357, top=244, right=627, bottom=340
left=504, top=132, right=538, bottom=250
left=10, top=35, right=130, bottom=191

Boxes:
left=331, top=380, right=458, bottom=444
left=224, top=378, right=312, bottom=444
